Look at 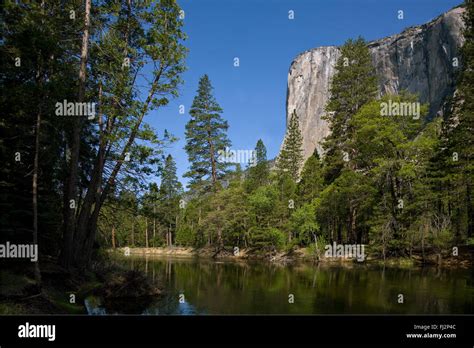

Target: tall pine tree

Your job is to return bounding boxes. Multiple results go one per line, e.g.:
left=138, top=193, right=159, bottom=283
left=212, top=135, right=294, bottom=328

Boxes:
left=434, top=1, right=474, bottom=238
left=297, top=150, right=324, bottom=203
left=245, top=139, right=269, bottom=192
left=322, top=37, right=378, bottom=183
left=160, top=155, right=182, bottom=200
left=277, top=110, right=304, bottom=181
left=184, top=75, right=231, bottom=192
left=159, top=155, right=182, bottom=246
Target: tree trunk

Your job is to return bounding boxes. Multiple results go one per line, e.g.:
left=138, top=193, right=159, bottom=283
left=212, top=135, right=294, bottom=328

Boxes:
left=64, top=4, right=167, bottom=270
left=153, top=205, right=156, bottom=246
left=145, top=218, right=148, bottom=248
left=72, top=82, right=105, bottom=267
left=168, top=222, right=172, bottom=247
left=421, top=225, right=426, bottom=263
left=32, top=100, right=42, bottom=286
left=216, top=205, right=223, bottom=250
left=73, top=69, right=165, bottom=268
left=32, top=8, right=45, bottom=284
left=111, top=226, right=116, bottom=249
left=208, top=135, right=217, bottom=188
left=467, top=182, right=473, bottom=238
left=350, top=205, right=357, bottom=243
left=60, top=0, right=91, bottom=270
left=337, top=222, right=342, bottom=244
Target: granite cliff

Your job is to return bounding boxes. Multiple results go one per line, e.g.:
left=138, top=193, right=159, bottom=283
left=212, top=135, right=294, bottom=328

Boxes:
left=286, top=6, right=465, bottom=161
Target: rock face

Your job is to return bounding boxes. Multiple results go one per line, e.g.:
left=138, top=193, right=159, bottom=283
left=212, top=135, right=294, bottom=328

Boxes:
left=286, top=6, right=465, bottom=162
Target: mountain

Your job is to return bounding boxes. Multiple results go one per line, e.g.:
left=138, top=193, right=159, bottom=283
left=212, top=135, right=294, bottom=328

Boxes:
left=285, top=6, right=465, bottom=161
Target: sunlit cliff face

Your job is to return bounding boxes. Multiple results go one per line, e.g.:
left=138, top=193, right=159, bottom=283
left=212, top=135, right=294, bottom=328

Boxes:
left=285, top=7, right=465, bottom=164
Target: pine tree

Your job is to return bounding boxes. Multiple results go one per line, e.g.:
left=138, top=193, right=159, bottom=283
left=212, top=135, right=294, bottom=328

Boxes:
left=160, top=155, right=182, bottom=200
left=159, top=155, right=182, bottom=246
left=322, top=37, right=378, bottom=183
left=297, top=150, right=324, bottom=203
left=452, top=0, right=474, bottom=237
left=434, top=0, right=474, bottom=239
left=277, top=110, right=304, bottom=181
left=1, top=0, right=84, bottom=276
left=55, top=0, right=188, bottom=269
left=348, top=94, right=430, bottom=253
left=245, top=139, right=269, bottom=191
left=184, top=75, right=231, bottom=192
left=254, top=139, right=268, bottom=166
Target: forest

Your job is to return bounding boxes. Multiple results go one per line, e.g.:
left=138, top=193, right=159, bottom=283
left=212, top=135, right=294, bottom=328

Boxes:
left=96, top=16, right=474, bottom=263
left=0, top=0, right=473, bottom=312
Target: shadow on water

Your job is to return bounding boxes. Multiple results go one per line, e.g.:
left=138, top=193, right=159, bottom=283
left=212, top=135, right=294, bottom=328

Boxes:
left=85, top=255, right=474, bottom=315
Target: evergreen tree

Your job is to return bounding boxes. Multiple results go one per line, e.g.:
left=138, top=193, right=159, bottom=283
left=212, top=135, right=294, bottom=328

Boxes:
left=322, top=37, right=378, bottom=183
left=61, top=0, right=187, bottom=269
left=0, top=0, right=90, bottom=273
left=439, top=0, right=474, bottom=238
left=160, top=155, right=182, bottom=200
left=427, top=1, right=474, bottom=243
left=297, top=150, right=324, bottom=203
left=184, top=75, right=231, bottom=192
left=245, top=139, right=269, bottom=192
left=348, top=94, right=430, bottom=255
left=290, top=202, right=320, bottom=246
left=277, top=110, right=304, bottom=181
left=159, top=155, right=182, bottom=246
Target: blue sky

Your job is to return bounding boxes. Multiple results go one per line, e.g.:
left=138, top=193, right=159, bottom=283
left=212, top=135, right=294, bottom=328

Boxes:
left=147, top=0, right=462, bottom=186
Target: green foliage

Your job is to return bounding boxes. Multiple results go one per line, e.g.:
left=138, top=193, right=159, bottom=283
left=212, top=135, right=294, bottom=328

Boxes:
left=306, top=234, right=328, bottom=259
left=322, top=36, right=378, bottom=183
left=248, top=185, right=280, bottom=227
left=175, top=225, right=195, bottom=246
left=250, top=227, right=286, bottom=251
left=429, top=0, right=474, bottom=240
left=2, top=0, right=471, bottom=274
left=277, top=111, right=304, bottom=181
left=315, top=169, right=376, bottom=244
left=289, top=202, right=319, bottom=245
left=0, top=0, right=83, bottom=252
left=297, top=150, right=324, bottom=202
left=184, top=75, right=231, bottom=192
left=245, top=139, right=270, bottom=192
left=157, top=155, right=182, bottom=242
left=348, top=93, right=438, bottom=256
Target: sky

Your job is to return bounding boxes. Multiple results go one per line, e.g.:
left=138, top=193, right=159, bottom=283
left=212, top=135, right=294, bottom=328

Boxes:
left=146, top=0, right=463, bottom=186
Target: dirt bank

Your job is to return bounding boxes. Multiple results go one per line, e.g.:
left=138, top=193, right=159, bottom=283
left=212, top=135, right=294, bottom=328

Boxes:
left=111, top=246, right=473, bottom=268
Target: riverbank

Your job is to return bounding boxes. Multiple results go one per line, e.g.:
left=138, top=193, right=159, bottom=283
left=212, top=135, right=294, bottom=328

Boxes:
left=0, top=257, right=162, bottom=315
left=112, top=245, right=473, bottom=268
left=2, top=245, right=471, bottom=314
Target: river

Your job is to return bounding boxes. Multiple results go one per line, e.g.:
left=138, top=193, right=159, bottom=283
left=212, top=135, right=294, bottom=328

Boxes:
left=85, top=255, right=473, bottom=315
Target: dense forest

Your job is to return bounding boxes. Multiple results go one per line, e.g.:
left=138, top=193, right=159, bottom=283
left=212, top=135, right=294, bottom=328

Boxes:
left=0, top=0, right=472, bottom=296
left=100, top=10, right=473, bottom=261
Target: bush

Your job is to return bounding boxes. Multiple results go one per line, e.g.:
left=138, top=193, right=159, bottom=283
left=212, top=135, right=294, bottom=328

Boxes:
left=306, top=234, right=328, bottom=259
left=175, top=225, right=195, bottom=246
left=250, top=227, right=286, bottom=251
left=267, top=228, right=286, bottom=250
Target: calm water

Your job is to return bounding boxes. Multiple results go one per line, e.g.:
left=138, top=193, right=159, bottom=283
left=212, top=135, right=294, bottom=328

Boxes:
left=86, top=255, right=473, bottom=315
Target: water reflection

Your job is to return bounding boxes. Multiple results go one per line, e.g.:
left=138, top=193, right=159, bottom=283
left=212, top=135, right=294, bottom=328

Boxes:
left=86, top=255, right=473, bottom=315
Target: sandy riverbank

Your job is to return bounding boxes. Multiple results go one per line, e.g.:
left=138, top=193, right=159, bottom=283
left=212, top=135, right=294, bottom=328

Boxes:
left=110, top=246, right=473, bottom=268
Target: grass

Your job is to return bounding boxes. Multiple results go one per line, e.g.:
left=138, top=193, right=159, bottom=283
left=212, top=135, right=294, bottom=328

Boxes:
left=0, top=302, right=26, bottom=314
left=0, top=270, right=36, bottom=297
